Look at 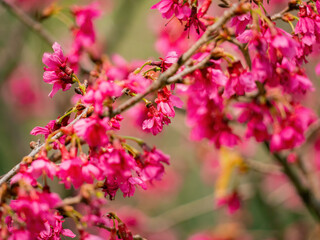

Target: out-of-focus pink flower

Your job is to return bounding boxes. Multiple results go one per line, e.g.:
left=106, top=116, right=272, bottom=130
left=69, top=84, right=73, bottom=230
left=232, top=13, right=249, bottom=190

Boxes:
left=83, top=78, right=123, bottom=114
left=155, top=87, right=183, bottom=117
left=151, top=0, right=191, bottom=20
left=8, top=0, right=54, bottom=12
left=38, top=213, right=76, bottom=239
left=123, top=73, right=152, bottom=94
left=138, top=147, right=170, bottom=182
left=270, top=105, right=316, bottom=152
left=224, top=61, right=256, bottom=98
left=28, top=152, right=57, bottom=180
left=9, top=189, right=61, bottom=238
left=74, top=116, right=110, bottom=148
left=153, top=18, right=199, bottom=55
left=42, top=42, right=74, bottom=97
left=2, top=67, right=50, bottom=119
left=142, top=105, right=171, bottom=135
left=68, top=3, right=101, bottom=72
left=236, top=101, right=271, bottom=142
left=230, top=13, right=252, bottom=35
left=216, top=192, right=241, bottom=214
left=72, top=3, right=101, bottom=49
left=295, top=4, right=320, bottom=46
left=187, top=91, right=239, bottom=148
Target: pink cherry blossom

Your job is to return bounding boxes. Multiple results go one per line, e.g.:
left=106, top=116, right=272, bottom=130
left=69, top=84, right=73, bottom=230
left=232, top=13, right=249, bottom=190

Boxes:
left=38, top=213, right=76, bottom=239
left=72, top=2, right=101, bottom=49
left=155, top=87, right=183, bottom=117
left=124, top=73, right=152, bottom=94
left=42, top=42, right=74, bottom=98
left=230, top=13, right=252, bottom=35
left=74, top=116, right=110, bottom=148
left=83, top=78, right=123, bottom=114
left=9, top=189, right=61, bottom=238
left=216, top=191, right=241, bottom=214
left=28, top=152, right=57, bottom=180
left=142, top=105, right=171, bottom=135
left=138, top=147, right=170, bottom=182
left=151, top=0, right=191, bottom=20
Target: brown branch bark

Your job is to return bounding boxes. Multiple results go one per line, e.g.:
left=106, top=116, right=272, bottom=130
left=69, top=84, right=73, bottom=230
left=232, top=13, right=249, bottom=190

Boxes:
left=0, top=107, right=89, bottom=186
left=0, top=0, right=55, bottom=45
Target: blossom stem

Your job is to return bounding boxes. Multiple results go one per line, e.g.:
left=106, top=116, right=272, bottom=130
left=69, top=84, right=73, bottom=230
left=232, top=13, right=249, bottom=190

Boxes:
left=118, top=135, right=145, bottom=146
left=143, top=67, right=161, bottom=77
left=72, top=74, right=87, bottom=94
left=57, top=107, right=77, bottom=124
left=134, top=61, right=152, bottom=74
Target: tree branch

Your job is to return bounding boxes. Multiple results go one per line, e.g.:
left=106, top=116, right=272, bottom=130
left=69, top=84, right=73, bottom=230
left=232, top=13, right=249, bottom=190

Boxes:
left=0, top=0, right=55, bottom=45
left=0, top=1, right=243, bottom=189
left=0, top=107, right=89, bottom=186
left=0, top=0, right=91, bottom=74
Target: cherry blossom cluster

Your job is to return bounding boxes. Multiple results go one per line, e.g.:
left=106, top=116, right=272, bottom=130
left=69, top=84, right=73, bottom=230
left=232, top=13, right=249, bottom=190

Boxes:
left=2, top=0, right=320, bottom=239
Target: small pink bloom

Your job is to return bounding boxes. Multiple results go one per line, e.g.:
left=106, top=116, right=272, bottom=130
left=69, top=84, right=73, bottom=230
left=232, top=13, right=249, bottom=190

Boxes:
left=142, top=105, right=171, bottom=135
left=58, top=157, right=83, bottom=189
left=11, top=164, right=37, bottom=186
left=72, top=2, right=101, bottom=49
left=230, top=13, right=252, bottom=35
left=28, top=153, right=57, bottom=180
left=124, top=73, right=152, bottom=94
left=155, top=87, right=183, bottom=117
left=10, top=189, right=61, bottom=237
left=42, top=42, right=74, bottom=98
left=74, top=116, right=110, bottom=147
left=151, top=0, right=191, bottom=20
left=38, top=213, right=76, bottom=239
left=83, top=78, right=122, bottom=114
left=30, top=117, right=69, bottom=139
left=216, top=192, right=241, bottom=214
left=138, top=147, right=170, bottom=182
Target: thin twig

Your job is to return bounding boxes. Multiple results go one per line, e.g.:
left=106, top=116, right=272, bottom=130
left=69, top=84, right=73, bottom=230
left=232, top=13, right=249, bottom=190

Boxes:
left=149, top=194, right=215, bottom=232
left=244, top=158, right=282, bottom=175
left=57, top=195, right=83, bottom=208
left=228, top=38, right=252, bottom=70
left=96, top=224, right=147, bottom=240
left=270, top=6, right=290, bottom=21
left=0, top=0, right=55, bottom=45
left=0, top=107, right=89, bottom=186
left=264, top=142, right=320, bottom=222
left=0, top=0, right=91, bottom=74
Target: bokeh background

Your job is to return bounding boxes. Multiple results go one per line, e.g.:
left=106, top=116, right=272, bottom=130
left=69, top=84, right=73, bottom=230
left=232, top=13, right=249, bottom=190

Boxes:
left=1, top=0, right=320, bottom=239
